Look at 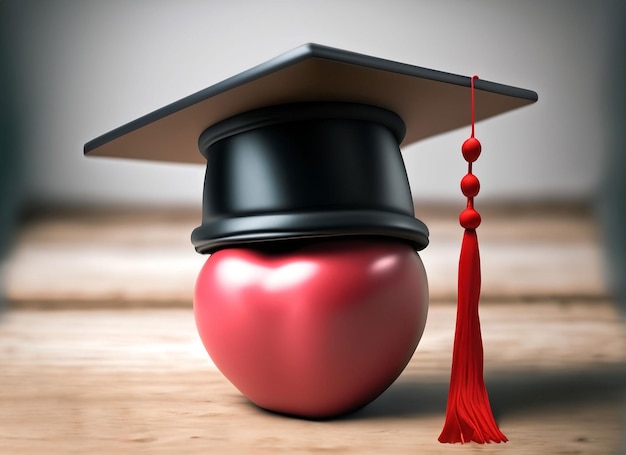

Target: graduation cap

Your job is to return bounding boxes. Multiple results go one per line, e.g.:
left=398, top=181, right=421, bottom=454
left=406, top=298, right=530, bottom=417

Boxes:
left=85, top=43, right=537, bottom=443
left=85, top=43, right=536, bottom=254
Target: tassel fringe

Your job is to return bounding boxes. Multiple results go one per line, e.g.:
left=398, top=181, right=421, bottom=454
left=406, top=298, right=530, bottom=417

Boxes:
left=438, top=229, right=507, bottom=444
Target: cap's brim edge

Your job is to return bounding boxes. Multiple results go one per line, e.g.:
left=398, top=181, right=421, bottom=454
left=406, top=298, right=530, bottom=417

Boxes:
left=84, top=43, right=538, bottom=157
left=84, top=43, right=538, bottom=155
left=85, top=44, right=316, bottom=155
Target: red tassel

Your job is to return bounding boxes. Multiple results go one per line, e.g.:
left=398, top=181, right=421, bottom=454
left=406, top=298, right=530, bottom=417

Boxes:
left=438, top=76, right=507, bottom=444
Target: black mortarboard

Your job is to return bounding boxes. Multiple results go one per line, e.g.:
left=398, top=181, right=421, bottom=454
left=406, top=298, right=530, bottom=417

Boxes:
left=84, top=43, right=537, bottom=253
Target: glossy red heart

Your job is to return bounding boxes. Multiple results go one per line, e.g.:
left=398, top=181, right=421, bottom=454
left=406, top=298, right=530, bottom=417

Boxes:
left=194, top=239, right=428, bottom=418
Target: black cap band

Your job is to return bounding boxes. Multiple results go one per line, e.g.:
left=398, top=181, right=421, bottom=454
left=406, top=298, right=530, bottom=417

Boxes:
left=192, top=102, right=429, bottom=253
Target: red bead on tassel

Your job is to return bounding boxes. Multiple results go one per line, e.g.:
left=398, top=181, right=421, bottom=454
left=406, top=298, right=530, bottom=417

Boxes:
left=438, top=76, right=508, bottom=444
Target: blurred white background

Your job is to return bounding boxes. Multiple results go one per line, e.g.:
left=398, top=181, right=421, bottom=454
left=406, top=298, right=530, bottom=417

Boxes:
left=1, top=0, right=621, bottom=209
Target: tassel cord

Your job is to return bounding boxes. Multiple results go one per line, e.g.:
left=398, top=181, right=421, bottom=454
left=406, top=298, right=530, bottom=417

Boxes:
left=438, top=75, right=507, bottom=444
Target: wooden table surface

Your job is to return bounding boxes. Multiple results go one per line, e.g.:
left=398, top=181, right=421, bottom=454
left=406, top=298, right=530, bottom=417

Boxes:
left=1, top=204, right=624, bottom=454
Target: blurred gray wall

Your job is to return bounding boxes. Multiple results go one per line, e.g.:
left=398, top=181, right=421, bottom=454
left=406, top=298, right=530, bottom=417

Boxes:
left=597, top=0, right=626, bottom=310
left=1, top=0, right=620, bottom=208
left=1, top=4, right=24, bottom=254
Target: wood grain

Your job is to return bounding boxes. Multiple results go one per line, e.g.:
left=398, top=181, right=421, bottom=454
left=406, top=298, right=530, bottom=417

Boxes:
left=0, top=302, right=624, bottom=454
left=1, top=204, right=623, bottom=453
left=2, top=203, right=609, bottom=308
